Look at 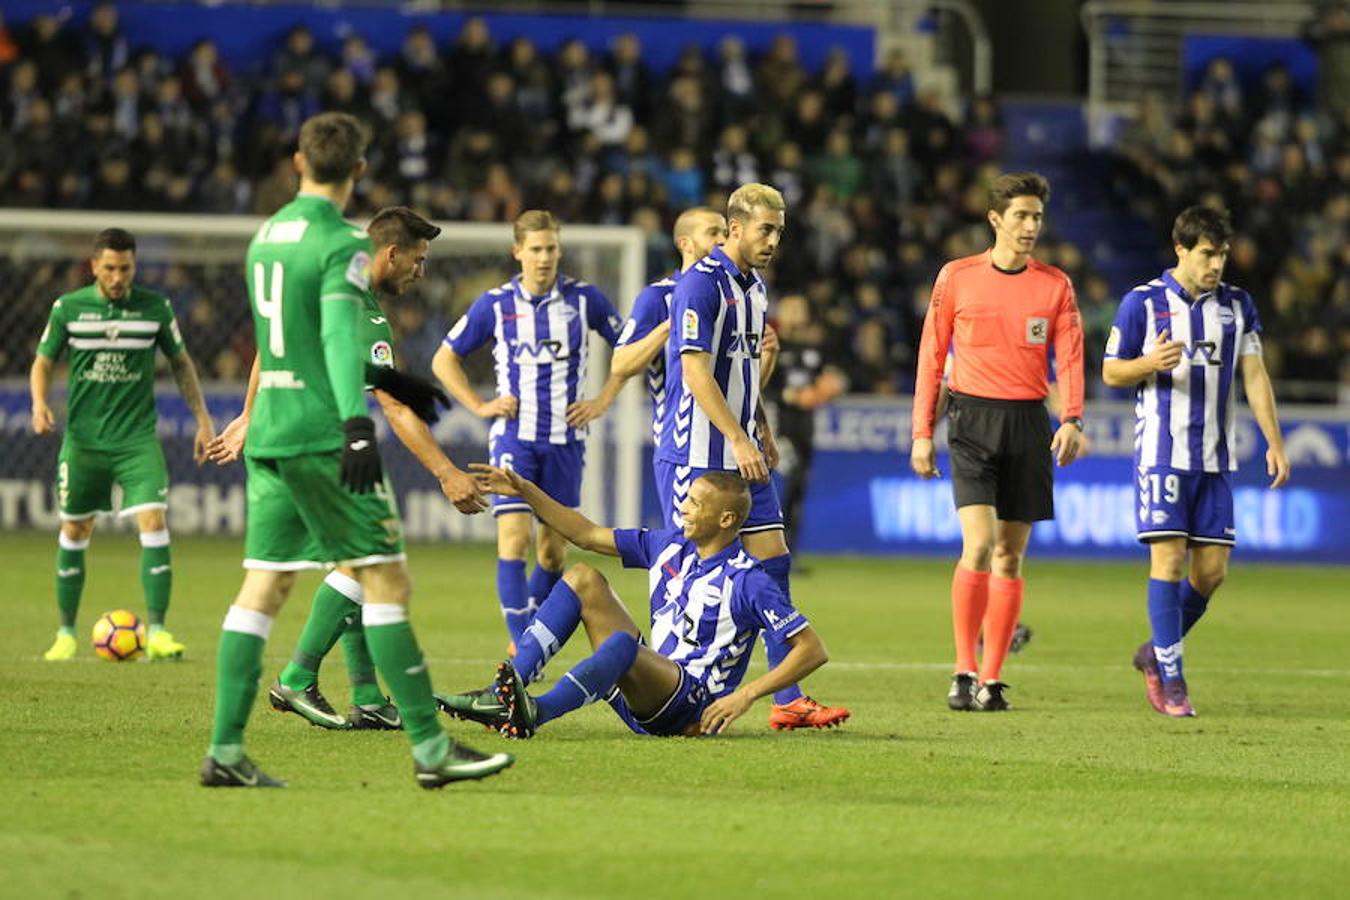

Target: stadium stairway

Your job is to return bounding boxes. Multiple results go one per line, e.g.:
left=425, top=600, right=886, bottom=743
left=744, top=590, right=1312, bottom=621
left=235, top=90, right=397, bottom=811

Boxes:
left=1000, top=99, right=1161, bottom=296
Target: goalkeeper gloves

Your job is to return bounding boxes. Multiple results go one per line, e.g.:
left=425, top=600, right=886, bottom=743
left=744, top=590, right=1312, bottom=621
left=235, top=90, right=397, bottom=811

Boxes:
left=340, top=416, right=382, bottom=494
left=365, top=364, right=452, bottom=424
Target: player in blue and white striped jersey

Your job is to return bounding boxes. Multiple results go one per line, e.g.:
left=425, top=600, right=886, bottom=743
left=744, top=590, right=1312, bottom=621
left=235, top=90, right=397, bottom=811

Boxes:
left=654, top=184, right=849, bottom=731
left=1104, top=206, right=1289, bottom=718
left=610, top=207, right=736, bottom=461
left=438, top=464, right=830, bottom=738
left=432, top=211, right=624, bottom=648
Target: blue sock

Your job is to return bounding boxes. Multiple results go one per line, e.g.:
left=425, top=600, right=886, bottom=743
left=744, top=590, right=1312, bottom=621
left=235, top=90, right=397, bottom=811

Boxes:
left=536, top=632, right=638, bottom=726
left=515, top=580, right=582, bottom=683
left=760, top=553, right=803, bottom=705
left=1181, top=581, right=1210, bottom=636
left=1148, top=578, right=1185, bottom=683
left=527, top=565, right=562, bottom=618
left=497, top=559, right=529, bottom=642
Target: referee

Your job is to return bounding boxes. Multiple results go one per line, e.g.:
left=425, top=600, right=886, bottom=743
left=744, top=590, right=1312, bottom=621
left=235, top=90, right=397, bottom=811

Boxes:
left=910, top=172, right=1087, bottom=712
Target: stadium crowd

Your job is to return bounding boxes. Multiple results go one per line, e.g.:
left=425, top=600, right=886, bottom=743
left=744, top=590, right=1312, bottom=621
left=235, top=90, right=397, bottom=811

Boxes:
left=0, top=4, right=1343, bottom=400
left=1106, top=40, right=1349, bottom=396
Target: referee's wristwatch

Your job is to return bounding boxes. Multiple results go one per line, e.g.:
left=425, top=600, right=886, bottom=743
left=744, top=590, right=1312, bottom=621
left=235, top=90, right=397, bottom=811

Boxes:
left=1063, top=416, right=1084, bottom=432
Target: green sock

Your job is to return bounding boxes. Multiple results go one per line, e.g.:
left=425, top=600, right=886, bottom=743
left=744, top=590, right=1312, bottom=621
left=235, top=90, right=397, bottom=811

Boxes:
left=362, top=609, right=443, bottom=753
left=209, top=610, right=269, bottom=755
left=279, top=580, right=359, bottom=691
left=55, top=540, right=87, bottom=630
left=340, top=619, right=386, bottom=707
left=139, top=533, right=171, bottom=626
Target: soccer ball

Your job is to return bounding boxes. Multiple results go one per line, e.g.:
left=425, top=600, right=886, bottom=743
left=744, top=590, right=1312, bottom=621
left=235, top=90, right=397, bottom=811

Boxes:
left=92, top=610, right=146, bottom=662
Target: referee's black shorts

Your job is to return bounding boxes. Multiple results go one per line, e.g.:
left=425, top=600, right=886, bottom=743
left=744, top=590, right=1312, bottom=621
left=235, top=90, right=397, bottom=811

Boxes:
left=946, top=392, right=1055, bottom=522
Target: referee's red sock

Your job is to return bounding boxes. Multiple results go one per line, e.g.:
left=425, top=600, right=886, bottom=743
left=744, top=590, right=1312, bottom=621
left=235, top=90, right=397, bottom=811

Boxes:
left=979, top=575, right=1024, bottom=683
left=952, top=566, right=990, bottom=673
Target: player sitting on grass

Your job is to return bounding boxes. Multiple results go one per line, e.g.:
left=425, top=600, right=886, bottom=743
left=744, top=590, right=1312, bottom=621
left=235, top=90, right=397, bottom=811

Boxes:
left=437, top=466, right=831, bottom=738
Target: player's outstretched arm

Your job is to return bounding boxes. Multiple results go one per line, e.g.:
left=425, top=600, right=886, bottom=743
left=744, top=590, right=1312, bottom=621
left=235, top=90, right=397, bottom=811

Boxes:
left=683, top=350, right=768, bottom=482
left=208, top=354, right=259, bottom=464
left=373, top=388, right=487, bottom=515
left=29, top=354, right=56, bottom=434
left=431, top=344, right=517, bottom=420
left=470, top=463, right=618, bottom=555
left=1240, top=353, right=1290, bottom=488
left=169, top=350, right=216, bottom=464
left=699, top=627, right=828, bottom=735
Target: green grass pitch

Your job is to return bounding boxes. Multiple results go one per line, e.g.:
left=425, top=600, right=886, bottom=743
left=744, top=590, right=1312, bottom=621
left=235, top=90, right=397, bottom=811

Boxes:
left=2, top=530, right=1347, bottom=899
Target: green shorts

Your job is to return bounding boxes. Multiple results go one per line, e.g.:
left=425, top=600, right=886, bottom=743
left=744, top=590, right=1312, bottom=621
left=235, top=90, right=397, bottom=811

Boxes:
left=243, top=451, right=406, bottom=571
left=57, top=437, right=169, bottom=521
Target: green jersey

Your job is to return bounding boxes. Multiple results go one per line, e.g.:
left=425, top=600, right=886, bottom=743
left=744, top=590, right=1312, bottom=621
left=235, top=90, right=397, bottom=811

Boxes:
left=36, top=284, right=186, bottom=448
left=361, top=293, right=396, bottom=386
left=244, top=193, right=372, bottom=458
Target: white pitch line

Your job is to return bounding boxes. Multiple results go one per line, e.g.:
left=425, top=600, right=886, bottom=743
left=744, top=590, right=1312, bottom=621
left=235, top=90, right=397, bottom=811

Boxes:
left=419, top=656, right=1350, bottom=679
left=28, top=655, right=1350, bottom=679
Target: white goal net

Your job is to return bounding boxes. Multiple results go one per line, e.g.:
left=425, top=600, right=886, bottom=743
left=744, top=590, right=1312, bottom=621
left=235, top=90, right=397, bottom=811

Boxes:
left=0, top=209, right=648, bottom=537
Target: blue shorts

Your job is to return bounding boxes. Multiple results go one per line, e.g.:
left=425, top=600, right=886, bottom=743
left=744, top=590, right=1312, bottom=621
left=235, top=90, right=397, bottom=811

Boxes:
left=606, top=666, right=711, bottom=737
left=1135, top=467, right=1235, bottom=546
left=489, top=434, right=584, bottom=516
left=654, top=459, right=784, bottom=534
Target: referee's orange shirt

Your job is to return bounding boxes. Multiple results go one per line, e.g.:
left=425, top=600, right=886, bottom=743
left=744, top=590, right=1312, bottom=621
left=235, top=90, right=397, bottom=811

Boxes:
left=912, top=250, right=1084, bottom=439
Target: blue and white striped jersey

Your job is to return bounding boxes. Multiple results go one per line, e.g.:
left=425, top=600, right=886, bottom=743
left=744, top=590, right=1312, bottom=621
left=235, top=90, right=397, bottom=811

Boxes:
left=445, top=275, right=621, bottom=444
left=613, top=526, right=809, bottom=698
left=656, top=246, right=767, bottom=468
left=1105, top=270, right=1263, bottom=472
left=615, top=272, right=680, bottom=442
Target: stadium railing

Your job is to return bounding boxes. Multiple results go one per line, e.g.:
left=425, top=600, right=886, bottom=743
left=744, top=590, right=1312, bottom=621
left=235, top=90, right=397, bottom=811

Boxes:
left=1081, top=1, right=1316, bottom=125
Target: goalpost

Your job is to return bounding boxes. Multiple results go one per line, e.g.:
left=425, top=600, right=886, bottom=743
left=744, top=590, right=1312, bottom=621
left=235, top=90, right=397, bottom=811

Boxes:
left=0, top=209, right=649, bottom=535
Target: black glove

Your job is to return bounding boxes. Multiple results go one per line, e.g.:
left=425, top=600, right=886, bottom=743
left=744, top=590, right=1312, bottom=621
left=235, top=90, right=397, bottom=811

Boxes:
left=365, top=364, right=452, bottom=424
left=340, top=416, right=382, bottom=494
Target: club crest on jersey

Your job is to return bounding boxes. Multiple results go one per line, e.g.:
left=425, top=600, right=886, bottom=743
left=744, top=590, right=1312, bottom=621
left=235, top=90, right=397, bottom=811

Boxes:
left=1026, top=317, right=1048, bottom=345
left=682, top=309, right=699, bottom=340
left=370, top=340, right=393, bottom=366
left=1217, top=307, right=1236, bottom=326
left=345, top=251, right=372, bottom=290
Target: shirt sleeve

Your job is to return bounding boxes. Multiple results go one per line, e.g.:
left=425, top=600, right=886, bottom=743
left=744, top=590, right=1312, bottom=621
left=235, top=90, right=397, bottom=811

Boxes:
left=157, top=298, right=188, bottom=356
left=444, top=294, right=495, bottom=356
left=1050, top=276, right=1085, bottom=420
left=35, top=299, right=68, bottom=360
left=739, top=569, right=810, bottom=639
left=319, top=235, right=372, bottom=421
left=613, top=527, right=681, bottom=569
left=672, top=272, right=720, bottom=355
left=586, top=288, right=624, bottom=347
left=1237, top=290, right=1264, bottom=356
left=616, top=286, right=669, bottom=347
left=1104, top=292, right=1148, bottom=361
left=911, top=264, right=956, bottom=439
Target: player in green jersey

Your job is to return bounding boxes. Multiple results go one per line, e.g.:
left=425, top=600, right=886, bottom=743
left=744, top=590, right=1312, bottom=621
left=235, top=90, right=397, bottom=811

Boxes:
left=208, top=206, right=489, bottom=731
left=199, top=113, right=512, bottom=789
left=30, top=227, right=215, bottom=662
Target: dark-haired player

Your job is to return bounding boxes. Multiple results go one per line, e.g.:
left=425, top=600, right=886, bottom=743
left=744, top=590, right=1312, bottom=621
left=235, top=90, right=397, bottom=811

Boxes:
left=439, top=466, right=830, bottom=739
left=911, top=172, right=1087, bottom=712
left=32, top=227, right=214, bottom=661
left=1103, top=205, right=1289, bottom=717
